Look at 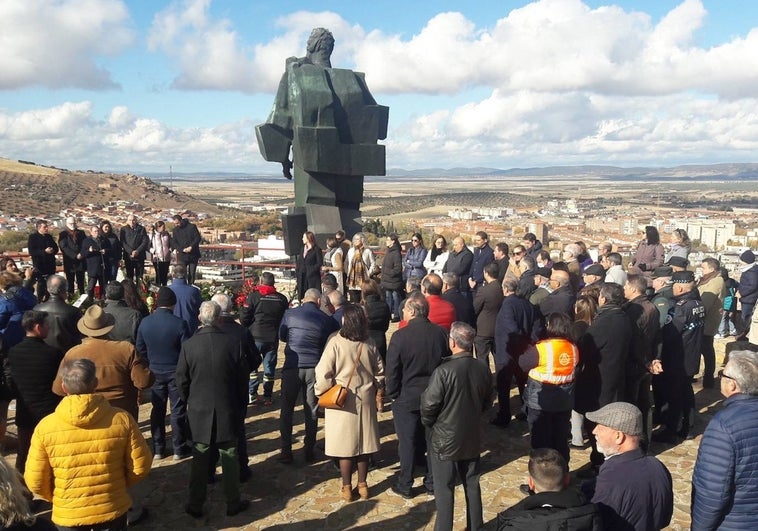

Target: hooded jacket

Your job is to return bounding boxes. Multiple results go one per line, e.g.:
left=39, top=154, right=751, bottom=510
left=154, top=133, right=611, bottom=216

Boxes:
left=24, top=394, right=151, bottom=527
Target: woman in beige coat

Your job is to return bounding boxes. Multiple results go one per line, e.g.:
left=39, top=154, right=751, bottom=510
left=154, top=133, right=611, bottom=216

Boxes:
left=315, top=304, right=384, bottom=502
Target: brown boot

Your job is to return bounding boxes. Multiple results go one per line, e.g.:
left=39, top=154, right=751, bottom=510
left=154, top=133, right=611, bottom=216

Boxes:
left=357, top=482, right=369, bottom=500
left=376, top=388, right=384, bottom=413
left=341, top=484, right=353, bottom=502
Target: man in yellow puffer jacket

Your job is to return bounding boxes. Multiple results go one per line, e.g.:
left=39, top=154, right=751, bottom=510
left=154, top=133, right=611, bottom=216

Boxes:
left=25, top=358, right=152, bottom=529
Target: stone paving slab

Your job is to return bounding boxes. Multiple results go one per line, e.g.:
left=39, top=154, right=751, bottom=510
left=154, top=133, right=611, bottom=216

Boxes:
left=3, top=332, right=735, bottom=530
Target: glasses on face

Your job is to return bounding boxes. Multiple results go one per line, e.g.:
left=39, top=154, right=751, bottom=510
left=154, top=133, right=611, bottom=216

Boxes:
left=411, top=239, right=419, bottom=242
left=718, top=369, right=735, bottom=381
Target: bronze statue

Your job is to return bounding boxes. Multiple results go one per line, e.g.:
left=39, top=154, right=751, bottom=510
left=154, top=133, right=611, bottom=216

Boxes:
left=256, top=28, right=388, bottom=251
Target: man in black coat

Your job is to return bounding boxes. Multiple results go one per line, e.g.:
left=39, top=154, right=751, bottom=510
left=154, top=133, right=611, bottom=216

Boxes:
left=58, top=216, right=86, bottom=297
left=176, top=301, right=250, bottom=518
left=539, top=269, right=576, bottom=318
left=103, top=281, right=142, bottom=344
left=172, top=214, right=202, bottom=285
left=441, top=272, right=475, bottom=326
left=119, top=215, right=150, bottom=285
left=472, top=263, right=503, bottom=366
left=421, top=322, right=492, bottom=531
left=27, top=219, right=59, bottom=301
left=80, top=225, right=109, bottom=300
left=584, top=283, right=634, bottom=466
left=33, top=275, right=82, bottom=353
left=443, top=237, right=474, bottom=296
left=212, top=292, right=260, bottom=481
left=493, top=278, right=543, bottom=427
left=386, top=293, right=449, bottom=499
left=6, top=310, right=64, bottom=474
left=240, top=271, right=289, bottom=404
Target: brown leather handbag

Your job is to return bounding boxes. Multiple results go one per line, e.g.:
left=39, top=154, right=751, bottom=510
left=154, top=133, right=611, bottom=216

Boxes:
left=318, top=344, right=363, bottom=409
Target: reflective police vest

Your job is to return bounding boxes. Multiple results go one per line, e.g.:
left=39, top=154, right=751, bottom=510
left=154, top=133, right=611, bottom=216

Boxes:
left=528, top=338, right=579, bottom=385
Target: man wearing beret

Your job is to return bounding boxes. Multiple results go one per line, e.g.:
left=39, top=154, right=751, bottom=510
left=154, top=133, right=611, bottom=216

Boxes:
left=136, top=286, right=192, bottom=460
left=582, top=402, right=673, bottom=531
left=652, top=270, right=705, bottom=443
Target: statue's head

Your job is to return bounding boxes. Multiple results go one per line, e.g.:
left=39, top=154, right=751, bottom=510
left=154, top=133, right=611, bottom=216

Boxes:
left=306, top=27, right=334, bottom=66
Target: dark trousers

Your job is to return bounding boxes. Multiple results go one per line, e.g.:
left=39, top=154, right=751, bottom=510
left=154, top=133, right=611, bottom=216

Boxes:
left=701, top=334, right=716, bottom=386
left=15, top=425, right=33, bottom=474
left=279, top=367, right=318, bottom=453
left=150, top=372, right=187, bottom=454
left=180, top=261, right=198, bottom=285
left=631, top=373, right=653, bottom=449
left=55, top=513, right=127, bottom=531
left=741, top=302, right=755, bottom=335
left=429, top=453, right=483, bottom=531
left=36, top=274, right=50, bottom=302
left=105, top=263, right=119, bottom=284
left=124, top=257, right=145, bottom=282
left=661, top=363, right=694, bottom=433
left=86, top=272, right=106, bottom=299
left=392, top=406, right=433, bottom=491
left=154, top=261, right=170, bottom=286
left=188, top=438, right=240, bottom=510
left=527, top=408, right=571, bottom=464
left=473, top=336, right=494, bottom=368
left=494, top=362, right=525, bottom=421
left=66, top=270, right=86, bottom=295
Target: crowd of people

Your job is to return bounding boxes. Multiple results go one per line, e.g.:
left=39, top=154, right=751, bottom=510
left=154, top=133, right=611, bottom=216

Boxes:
left=0, top=223, right=756, bottom=530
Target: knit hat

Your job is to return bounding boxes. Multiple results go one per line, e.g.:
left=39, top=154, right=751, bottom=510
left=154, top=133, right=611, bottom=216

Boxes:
left=583, top=264, right=605, bottom=277
left=156, top=286, right=177, bottom=307
left=651, top=266, right=673, bottom=279
left=740, top=250, right=755, bottom=264
left=671, top=270, right=695, bottom=283
left=667, top=256, right=689, bottom=269
left=586, top=402, right=643, bottom=436
left=77, top=305, right=115, bottom=337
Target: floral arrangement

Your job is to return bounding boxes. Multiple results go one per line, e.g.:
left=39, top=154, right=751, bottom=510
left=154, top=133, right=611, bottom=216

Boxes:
left=235, top=278, right=258, bottom=308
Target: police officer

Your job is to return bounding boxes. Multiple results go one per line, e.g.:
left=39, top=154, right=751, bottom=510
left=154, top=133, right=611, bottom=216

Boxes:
left=652, top=270, right=705, bottom=443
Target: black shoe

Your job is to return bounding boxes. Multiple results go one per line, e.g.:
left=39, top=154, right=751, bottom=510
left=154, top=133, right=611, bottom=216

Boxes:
left=651, top=429, right=678, bottom=444
left=278, top=451, right=293, bottom=464
left=127, top=506, right=148, bottom=526
left=185, top=505, right=203, bottom=518
left=519, top=484, right=534, bottom=496
left=226, top=499, right=250, bottom=517
left=389, top=483, right=412, bottom=499
left=515, top=412, right=527, bottom=422
left=490, top=416, right=510, bottom=428
left=425, top=486, right=434, bottom=495
left=305, top=448, right=316, bottom=463
left=239, top=466, right=252, bottom=483
left=702, top=379, right=715, bottom=389
left=391, top=317, right=400, bottom=323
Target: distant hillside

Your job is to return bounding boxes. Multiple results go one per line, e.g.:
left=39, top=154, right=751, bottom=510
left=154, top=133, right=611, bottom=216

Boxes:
left=0, top=157, right=223, bottom=216
left=141, top=162, right=758, bottom=182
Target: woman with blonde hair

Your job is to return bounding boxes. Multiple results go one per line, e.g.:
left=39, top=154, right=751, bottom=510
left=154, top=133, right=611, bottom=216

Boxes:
left=665, top=228, right=691, bottom=263
left=345, top=233, right=376, bottom=303
left=315, top=304, right=383, bottom=502
left=0, top=456, right=55, bottom=530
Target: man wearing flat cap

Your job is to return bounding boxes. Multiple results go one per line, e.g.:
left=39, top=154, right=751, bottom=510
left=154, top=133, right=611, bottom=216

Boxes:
left=582, top=402, right=673, bottom=531
left=581, top=263, right=606, bottom=290
left=652, top=270, right=705, bottom=443
left=136, top=287, right=192, bottom=460
left=666, top=255, right=689, bottom=272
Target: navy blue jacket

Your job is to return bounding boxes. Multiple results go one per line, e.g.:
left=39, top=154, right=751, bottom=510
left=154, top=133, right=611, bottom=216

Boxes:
left=738, top=264, right=758, bottom=306
left=279, top=301, right=339, bottom=369
left=470, top=244, right=495, bottom=288
left=136, top=308, right=191, bottom=373
left=0, top=286, right=38, bottom=349
left=692, top=393, right=758, bottom=531
left=170, top=278, right=202, bottom=335
left=494, top=295, right=543, bottom=368
left=582, top=447, right=673, bottom=531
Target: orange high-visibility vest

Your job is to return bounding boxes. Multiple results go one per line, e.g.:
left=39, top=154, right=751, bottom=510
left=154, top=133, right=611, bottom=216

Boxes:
left=528, top=338, right=579, bottom=385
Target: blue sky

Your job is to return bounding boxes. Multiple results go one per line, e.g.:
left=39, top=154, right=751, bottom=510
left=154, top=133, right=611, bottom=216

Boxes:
left=1, top=0, right=758, bottom=174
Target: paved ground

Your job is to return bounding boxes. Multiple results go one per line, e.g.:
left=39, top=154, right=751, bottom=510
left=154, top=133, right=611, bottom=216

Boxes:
left=3, top=331, right=735, bottom=531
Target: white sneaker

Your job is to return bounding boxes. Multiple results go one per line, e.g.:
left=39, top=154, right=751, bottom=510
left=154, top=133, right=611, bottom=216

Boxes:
left=714, top=334, right=725, bottom=339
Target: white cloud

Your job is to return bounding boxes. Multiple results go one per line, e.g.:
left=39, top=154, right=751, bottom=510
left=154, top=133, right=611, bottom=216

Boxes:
left=0, top=0, right=133, bottom=89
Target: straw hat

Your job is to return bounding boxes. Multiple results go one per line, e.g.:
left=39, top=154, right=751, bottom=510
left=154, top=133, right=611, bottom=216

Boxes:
left=77, top=305, right=115, bottom=337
